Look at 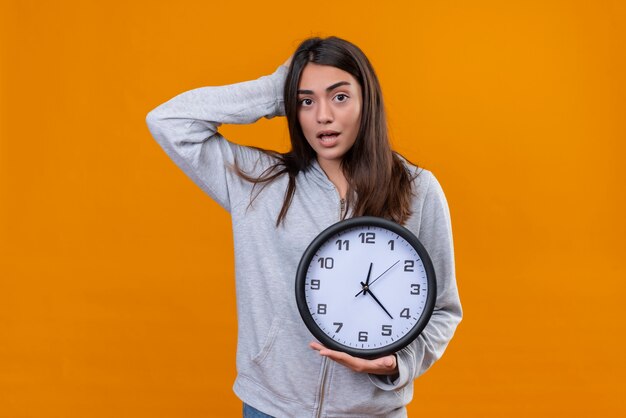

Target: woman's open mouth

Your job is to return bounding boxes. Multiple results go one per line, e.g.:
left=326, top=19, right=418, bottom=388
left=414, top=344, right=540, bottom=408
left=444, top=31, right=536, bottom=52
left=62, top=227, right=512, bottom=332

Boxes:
left=317, top=131, right=341, bottom=146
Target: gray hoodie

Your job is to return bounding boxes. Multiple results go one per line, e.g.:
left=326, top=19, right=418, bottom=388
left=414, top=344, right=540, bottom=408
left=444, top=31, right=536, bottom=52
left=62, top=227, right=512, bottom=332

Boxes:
left=145, top=65, right=462, bottom=417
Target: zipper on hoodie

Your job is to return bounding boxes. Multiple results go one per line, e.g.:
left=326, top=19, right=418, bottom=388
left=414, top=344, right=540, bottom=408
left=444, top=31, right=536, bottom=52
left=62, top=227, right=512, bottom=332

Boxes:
left=339, top=198, right=346, bottom=219
left=316, top=357, right=329, bottom=418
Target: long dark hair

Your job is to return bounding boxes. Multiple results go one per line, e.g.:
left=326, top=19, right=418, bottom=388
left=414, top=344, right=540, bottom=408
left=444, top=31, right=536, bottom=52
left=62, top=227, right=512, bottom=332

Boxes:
left=234, top=36, right=417, bottom=226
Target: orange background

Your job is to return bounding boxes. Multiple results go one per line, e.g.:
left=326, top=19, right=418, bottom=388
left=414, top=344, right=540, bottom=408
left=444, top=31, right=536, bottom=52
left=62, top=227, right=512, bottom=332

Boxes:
left=1, top=0, right=625, bottom=416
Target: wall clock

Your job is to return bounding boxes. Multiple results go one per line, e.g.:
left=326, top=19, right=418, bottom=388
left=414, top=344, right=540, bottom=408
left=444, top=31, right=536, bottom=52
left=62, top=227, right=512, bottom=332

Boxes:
left=295, top=216, right=436, bottom=359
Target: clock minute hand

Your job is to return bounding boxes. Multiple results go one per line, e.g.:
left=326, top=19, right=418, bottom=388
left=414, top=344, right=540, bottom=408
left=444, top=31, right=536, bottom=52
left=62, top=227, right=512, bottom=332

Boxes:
left=360, top=281, right=394, bottom=320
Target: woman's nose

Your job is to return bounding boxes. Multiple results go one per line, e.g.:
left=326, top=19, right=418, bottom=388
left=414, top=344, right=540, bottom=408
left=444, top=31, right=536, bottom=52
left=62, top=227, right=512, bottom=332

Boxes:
left=316, top=101, right=333, bottom=124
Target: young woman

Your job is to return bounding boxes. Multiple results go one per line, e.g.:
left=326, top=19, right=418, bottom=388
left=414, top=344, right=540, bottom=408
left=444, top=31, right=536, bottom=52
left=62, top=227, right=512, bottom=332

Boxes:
left=146, top=36, right=462, bottom=418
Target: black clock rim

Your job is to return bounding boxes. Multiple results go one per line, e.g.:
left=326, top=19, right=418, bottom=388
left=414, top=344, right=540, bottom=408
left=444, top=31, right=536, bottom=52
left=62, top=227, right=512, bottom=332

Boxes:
left=295, top=216, right=437, bottom=360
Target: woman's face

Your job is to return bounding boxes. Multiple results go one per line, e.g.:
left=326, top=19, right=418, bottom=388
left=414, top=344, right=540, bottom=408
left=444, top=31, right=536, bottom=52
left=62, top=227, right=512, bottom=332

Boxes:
left=297, top=63, right=362, bottom=170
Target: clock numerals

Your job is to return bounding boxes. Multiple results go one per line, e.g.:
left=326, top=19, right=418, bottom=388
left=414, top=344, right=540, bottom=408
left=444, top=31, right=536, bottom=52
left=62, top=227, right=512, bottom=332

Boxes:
left=296, top=217, right=436, bottom=358
left=335, top=239, right=350, bottom=251
left=359, top=232, right=376, bottom=244
left=317, top=257, right=334, bottom=269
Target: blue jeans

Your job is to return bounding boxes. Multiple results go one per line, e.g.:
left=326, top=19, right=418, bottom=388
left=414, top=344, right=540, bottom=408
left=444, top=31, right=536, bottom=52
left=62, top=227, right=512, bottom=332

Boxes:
left=243, top=403, right=274, bottom=418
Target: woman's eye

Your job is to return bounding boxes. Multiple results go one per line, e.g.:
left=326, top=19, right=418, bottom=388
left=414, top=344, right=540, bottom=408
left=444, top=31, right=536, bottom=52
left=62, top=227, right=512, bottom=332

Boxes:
left=335, top=94, right=348, bottom=102
left=299, top=98, right=313, bottom=106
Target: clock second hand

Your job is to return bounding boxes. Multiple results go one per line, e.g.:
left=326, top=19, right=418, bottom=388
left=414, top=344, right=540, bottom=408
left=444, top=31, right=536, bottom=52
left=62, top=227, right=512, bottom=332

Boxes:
left=354, top=260, right=400, bottom=297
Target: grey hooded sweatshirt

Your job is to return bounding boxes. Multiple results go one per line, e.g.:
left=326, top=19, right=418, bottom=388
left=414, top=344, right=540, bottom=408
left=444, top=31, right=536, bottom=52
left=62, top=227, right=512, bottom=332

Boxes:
left=145, top=64, right=462, bottom=417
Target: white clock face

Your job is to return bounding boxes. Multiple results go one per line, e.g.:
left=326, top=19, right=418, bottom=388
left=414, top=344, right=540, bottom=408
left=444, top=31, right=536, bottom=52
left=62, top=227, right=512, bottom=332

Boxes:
left=297, top=218, right=435, bottom=358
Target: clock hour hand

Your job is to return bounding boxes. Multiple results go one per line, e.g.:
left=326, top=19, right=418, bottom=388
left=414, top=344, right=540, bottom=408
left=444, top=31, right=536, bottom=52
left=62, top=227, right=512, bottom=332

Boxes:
left=367, top=259, right=400, bottom=288
left=360, top=281, right=394, bottom=320
left=354, top=263, right=373, bottom=297
left=354, top=260, right=400, bottom=297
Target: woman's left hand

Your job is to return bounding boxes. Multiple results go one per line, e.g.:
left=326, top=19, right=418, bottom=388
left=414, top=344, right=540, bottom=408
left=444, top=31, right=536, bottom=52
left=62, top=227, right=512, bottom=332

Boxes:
left=309, top=341, right=398, bottom=376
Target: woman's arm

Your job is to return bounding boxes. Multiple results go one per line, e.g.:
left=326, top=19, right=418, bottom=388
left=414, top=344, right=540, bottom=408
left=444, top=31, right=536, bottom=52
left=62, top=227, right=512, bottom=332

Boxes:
left=369, top=172, right=463, bottom=390
left=310, top=171, right=462, bottom=387
left=145, top=64, right=289, bottom=211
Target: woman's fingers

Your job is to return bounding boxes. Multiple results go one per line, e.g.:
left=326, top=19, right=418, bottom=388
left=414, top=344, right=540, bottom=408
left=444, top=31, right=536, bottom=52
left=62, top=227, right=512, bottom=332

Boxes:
left=309, top=342, right=398, bottom=375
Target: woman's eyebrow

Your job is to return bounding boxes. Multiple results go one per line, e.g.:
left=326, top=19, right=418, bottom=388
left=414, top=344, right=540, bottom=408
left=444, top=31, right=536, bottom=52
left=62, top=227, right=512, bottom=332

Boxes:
left=325, top=81, right=351, bottom=91
left=297, top=81, right=351, bottom=95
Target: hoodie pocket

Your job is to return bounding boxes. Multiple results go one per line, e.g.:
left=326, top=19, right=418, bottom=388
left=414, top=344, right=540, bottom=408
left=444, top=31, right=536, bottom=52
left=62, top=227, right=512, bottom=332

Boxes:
left=251, top=317, right=282, bottom=365
left=245, top=318, right=320, bottom=407
left=324, top=365, right=407, bottom=416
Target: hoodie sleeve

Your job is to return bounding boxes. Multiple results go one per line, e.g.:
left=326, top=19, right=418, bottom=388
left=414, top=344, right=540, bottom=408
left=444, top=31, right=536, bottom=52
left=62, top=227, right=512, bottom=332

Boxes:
left=145, top=65, right=288, bottom=212
left=369, top=171, right=463, bottom=390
